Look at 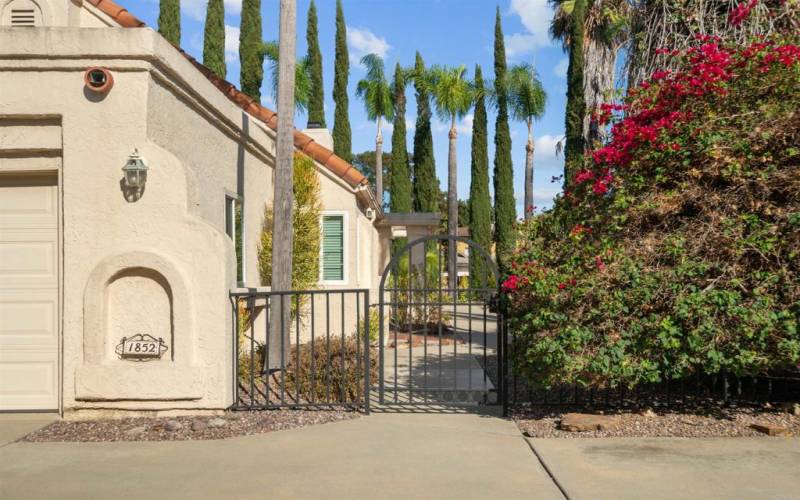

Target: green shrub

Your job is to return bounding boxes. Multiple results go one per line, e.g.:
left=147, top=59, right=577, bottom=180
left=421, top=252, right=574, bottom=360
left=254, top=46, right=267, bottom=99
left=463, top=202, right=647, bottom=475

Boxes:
left=258, top=152, right=321, bottom=292
left=505, top=34, right=800, bottom=389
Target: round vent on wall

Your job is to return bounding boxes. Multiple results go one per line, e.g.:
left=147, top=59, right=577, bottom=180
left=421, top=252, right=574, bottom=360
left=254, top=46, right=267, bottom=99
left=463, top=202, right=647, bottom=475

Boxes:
left=84, top=67, right=114, bottom=94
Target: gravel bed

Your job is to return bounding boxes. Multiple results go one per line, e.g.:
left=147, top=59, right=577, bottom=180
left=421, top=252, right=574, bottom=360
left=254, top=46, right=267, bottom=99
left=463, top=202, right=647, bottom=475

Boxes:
left=22, top=410, right=359, bottom=442
left=514, top=404, right=800, bottom=438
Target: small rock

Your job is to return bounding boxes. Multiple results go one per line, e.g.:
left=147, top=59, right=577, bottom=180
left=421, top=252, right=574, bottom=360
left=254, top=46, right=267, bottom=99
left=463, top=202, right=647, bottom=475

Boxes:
left=779, top=402, right=800, bottom=416
left=124, top=426, right=146, bottom=436
left=641, top=409, right=657, bottom=418
left=191, top=420, right=208, bottom=432
left=208, top=418, right=228, bottom=428
left=164, top=420, right=183, bottom=432
left=560, top=413, right=619, bottom=432
left=750, top=423, right=791, bottom=437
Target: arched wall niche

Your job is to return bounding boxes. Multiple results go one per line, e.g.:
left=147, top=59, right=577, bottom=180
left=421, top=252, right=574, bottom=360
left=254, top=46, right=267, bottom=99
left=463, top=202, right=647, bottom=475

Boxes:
left=82, top=250, right=194, bottom=366
left=0, top=0, right=50, bottom=27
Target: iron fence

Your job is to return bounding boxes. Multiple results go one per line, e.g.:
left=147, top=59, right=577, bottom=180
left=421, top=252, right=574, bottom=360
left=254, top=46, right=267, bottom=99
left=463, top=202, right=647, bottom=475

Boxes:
left=230, top=288, right=372, bottom=413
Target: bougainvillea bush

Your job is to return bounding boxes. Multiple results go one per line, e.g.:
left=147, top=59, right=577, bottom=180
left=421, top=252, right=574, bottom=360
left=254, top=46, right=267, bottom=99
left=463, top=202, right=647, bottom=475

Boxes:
left=506, top=33, right=800, bottom=389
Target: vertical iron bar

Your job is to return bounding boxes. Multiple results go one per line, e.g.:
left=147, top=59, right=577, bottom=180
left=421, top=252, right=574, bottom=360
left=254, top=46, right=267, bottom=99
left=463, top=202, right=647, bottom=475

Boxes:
left=295, top=294, right=301, bottom=404
left=453, top=258, right=458, bottom=398
left=438, top=244, right=444, bottom=397
left=341, top=292, right=346, bottom=403
left=364, top=291, right=371, bottom=414
left=422, top=241, right=429, bottom=404
left=356, top=292, right=362, bottom=407
left=408, top=243, right=413, bottom=403
left=249, top=296, right=255, bottom=406
left=379, top=274, right=385, bottom=404
left=264, top=295, right=271, bottom=406
left=326, top=292, right=331, bottom=403
left=280, top=293, right=286, bottom=405
left=233, top=297, right=240, bottom=407
left=468, top=293, right=472, bottom=392
left=311, top=294, right=316, bottom=404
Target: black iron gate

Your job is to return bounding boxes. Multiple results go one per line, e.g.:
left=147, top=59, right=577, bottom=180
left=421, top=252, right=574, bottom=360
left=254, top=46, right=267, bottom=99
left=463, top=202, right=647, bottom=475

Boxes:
left=378, top=235, right=504, bottom=408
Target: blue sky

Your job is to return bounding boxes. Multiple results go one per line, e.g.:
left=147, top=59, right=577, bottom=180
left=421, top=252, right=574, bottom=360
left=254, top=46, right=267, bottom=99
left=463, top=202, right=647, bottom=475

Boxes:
left=129, top=0, right=567, bottom=213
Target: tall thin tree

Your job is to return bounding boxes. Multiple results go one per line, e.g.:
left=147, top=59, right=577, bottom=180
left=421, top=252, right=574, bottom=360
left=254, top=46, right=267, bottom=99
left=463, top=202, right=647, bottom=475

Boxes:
left=203, top=0, right=226, bottom=79
left=429, top=65, right=474, bottom=290
left=390, top=63, right=412, bottom=254
left=469, top=65, right=492, bottom=288
left=563, top=0, right=587, bottom=185
left=412, top=52, right=439, bottom=214
left=239, top=0, right=264, bottom=101
left=356, top=54, right=394, bottom=206
left=332, top=0, right=352, bottom=161
left=268, top=0, right=297, bottom=367
left=506, top=63, right=546, bottom=219
left=493, top=7, right=516, bottom=272
left=306, top=0, right=325, bottom=127
left=158, top=0, right=181, bottom=46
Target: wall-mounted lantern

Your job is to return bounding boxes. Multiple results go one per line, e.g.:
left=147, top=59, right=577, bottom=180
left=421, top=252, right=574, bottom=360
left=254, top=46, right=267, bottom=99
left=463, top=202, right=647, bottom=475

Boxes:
left=121, top=149, right=148, bottom=201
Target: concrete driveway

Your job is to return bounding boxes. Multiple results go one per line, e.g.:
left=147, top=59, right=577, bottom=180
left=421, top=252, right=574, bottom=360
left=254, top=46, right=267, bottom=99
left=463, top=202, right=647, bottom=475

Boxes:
left=2, top=412, right=799, bottom=500
left=0, top=410, right=562, bottom=500
left=530, top=437, right=800, bottom=500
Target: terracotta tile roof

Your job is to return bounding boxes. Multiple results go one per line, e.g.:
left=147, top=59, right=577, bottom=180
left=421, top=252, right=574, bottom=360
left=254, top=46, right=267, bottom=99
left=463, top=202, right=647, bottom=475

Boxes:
left=85, top=0, right=368, bottom=189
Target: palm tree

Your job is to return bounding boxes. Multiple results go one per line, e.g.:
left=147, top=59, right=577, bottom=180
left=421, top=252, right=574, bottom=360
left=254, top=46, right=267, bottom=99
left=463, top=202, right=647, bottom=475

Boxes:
left=506, top=63, right=546, bottom=219
left=268, top=0, right=297, bottom=367
left=428, top=65, right=474, bottom=290
left=550, top=0, right=628, bottom=145
left=263, top=41, right=311, bottom=112
left=356, top=54, right=394, bottom=203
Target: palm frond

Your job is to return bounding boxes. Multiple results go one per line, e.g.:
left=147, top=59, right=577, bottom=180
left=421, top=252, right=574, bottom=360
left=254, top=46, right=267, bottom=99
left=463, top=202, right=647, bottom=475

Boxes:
left=506, top=63, right=547, bottom=123
left=356, top=53, right=394, bottom=122
left=263, top=40, right=311, bottom=111
left=428, top=65, right=474, bottom=124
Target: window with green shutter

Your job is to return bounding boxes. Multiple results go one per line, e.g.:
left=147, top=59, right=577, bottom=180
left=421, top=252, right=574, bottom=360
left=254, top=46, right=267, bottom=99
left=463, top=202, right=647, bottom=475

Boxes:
left=321, top=215, right=345, bottom=281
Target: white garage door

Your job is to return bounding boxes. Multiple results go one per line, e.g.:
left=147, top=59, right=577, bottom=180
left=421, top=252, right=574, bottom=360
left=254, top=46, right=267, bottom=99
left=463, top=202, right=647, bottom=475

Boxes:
left=0, top=173, right=58, bottom=411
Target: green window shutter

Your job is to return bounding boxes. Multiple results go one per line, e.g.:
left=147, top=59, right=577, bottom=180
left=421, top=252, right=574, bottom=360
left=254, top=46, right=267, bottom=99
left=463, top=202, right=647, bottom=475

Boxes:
left=322, top=215, right=344, bottom=281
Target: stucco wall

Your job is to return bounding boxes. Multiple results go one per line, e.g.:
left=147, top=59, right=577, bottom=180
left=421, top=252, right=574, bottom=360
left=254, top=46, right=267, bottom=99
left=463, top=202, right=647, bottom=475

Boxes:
left=0, top=26, right=385, bottom=415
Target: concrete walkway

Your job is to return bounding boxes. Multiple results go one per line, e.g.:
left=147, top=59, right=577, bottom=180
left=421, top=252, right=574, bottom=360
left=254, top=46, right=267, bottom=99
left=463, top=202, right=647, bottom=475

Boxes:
left=0, top=410, right=563, bottom=500
left=530, top=437, right=800, bottom=500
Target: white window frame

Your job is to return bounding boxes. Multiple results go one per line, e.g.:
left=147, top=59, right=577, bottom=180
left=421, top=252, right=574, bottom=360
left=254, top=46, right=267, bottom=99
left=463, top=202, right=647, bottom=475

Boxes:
left=225, top=193, right=245, bottom=286
left=319, top=210, right=348, bottom=285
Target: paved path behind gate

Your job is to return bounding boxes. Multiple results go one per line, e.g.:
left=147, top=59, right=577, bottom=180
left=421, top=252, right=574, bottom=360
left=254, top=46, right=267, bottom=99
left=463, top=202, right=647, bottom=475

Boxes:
left=0, top=410, right=563, bottom=500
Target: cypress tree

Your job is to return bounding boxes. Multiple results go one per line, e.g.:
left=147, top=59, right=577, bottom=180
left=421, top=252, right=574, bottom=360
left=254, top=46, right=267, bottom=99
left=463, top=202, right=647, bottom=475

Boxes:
left=469, top=65, right=492, bottom=287
left=412, top=52, right=438, bottom=214
left=390, top=64, right=412, bottom=254
left=390, top=64, right=412, bottom=214
left=306, top=0, right=325, bottom=127
left=240, top=0, right=264, bottom=101
left=332, top=0, right=352, bottom=161
left=493, top=7, right=516, bottom=272
left=203, top=0, right=226, bottom=79
left=158, top=0, right=181, bottom=46
left=563, top=0, right=587, bottom=185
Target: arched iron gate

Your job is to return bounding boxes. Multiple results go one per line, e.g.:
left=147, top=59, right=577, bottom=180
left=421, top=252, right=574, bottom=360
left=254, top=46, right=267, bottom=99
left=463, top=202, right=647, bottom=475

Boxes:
left=378, top=235, right=504, bottom=409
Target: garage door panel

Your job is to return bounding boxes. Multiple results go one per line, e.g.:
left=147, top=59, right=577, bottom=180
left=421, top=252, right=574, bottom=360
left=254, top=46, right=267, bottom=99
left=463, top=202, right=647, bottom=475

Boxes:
left=0, top=350, right=57, bottom=409
left=0, top=293, right=57, bottom=346
left=0, top=173, right=58, bottom=411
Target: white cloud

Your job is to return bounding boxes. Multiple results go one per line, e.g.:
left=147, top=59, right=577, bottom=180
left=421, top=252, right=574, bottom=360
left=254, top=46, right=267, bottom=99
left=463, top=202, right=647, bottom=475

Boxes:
left=181, top=0, right=242, bottom=20
left=554, top=57, right=569, bottom=78
left=505, top=0, right=554, bottom=57
left=347, top=27, right=391, bottom=67
left=534, top=133, right=564, bottom=168
left=224, top=0, right=242, bottom=16
left=225, top=25, right=239, bottom=63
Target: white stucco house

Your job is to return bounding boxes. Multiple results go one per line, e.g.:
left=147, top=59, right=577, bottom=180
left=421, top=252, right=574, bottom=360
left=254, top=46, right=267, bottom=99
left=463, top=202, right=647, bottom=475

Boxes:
left=0, top=0, right=408, bottom=416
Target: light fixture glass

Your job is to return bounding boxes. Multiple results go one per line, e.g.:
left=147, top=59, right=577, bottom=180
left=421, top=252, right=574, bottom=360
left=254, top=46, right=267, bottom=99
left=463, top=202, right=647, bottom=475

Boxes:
left=123, top=148, right=148, bottom=190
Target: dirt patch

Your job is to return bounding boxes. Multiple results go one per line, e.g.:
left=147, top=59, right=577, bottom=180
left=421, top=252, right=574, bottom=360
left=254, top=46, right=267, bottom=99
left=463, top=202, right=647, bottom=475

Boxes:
left=514, top=404, right=800, bottom=438
left=22, top=410, right=359, bottom=442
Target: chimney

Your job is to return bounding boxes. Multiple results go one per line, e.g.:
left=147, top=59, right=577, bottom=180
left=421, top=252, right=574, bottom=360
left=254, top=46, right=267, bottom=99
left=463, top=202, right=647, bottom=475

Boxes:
left=302, top=122, right=334, bottom=151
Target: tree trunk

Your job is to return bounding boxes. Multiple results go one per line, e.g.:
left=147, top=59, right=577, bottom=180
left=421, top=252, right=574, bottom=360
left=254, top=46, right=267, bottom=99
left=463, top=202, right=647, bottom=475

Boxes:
left=447, top=120, right=458, bottom=292
left=375, top=118, right=383, bottom=207
left=582, top=9, right=617, bottom=147
left=524, top=120, right=534, bottom=219
left=267, top=0, right=296, bottom=371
